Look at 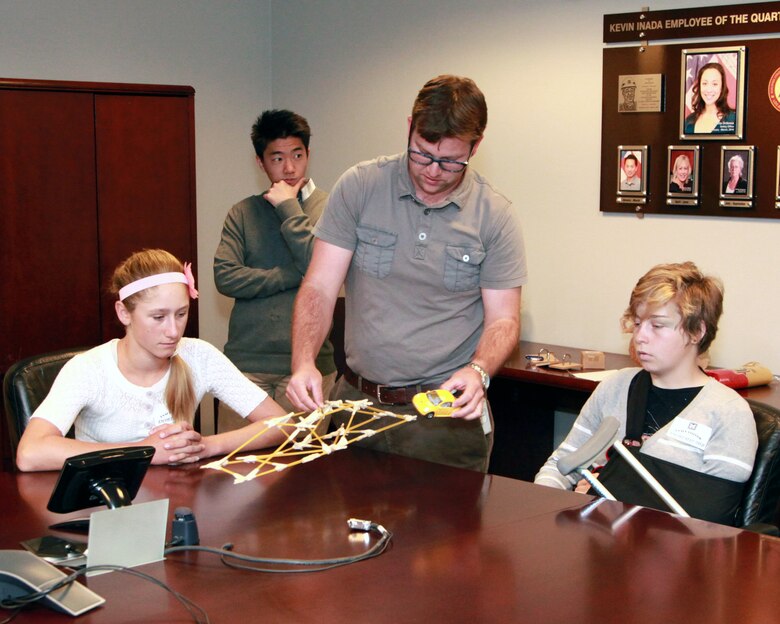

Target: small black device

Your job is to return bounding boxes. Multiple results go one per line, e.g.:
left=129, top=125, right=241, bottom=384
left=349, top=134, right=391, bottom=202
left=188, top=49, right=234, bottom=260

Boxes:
left=21, top=536, right=86, bottom=565
left=171, top=507, right=199, bottom=546
left=47, top=446, right=155, bottom=514
left=48, top=518, right=90, bottom=534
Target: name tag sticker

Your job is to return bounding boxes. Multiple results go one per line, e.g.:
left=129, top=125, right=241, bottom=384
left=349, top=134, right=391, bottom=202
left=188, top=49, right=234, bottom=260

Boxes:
left=152, top=406, right=173, bottom=428
left=667, top=418, right=712, bottom=450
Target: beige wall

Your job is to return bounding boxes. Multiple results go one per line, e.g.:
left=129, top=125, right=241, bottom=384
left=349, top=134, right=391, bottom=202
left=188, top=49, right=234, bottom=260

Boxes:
left=1, top=0, right=777, bottom=380
left=270, top=0, right=780, bottom=373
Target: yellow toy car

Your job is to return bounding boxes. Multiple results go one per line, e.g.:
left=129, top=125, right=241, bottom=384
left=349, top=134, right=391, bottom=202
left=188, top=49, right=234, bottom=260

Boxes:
left=412, top=389, right=457, bottom=418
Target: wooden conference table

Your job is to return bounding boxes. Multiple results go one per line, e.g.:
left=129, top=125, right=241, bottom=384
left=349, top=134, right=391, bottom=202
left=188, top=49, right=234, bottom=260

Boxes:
left=489, top=340, right=780, bottom=481
left=2, top=448, right=780, bottom=623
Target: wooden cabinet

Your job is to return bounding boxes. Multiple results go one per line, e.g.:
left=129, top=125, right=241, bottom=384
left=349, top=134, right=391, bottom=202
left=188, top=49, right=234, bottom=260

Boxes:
left=0, top=78, right=198, bottom=467
left=93, top=92, right=197, bottom=342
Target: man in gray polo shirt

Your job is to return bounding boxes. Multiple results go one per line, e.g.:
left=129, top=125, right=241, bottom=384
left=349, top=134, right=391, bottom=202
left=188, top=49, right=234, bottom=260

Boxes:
left=287, top=75, right=527, bottom=471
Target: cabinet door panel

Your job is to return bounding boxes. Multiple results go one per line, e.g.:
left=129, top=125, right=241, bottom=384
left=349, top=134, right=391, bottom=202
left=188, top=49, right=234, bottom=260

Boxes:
left=0, top=90, right=100, bottom=370
left=94, top=94, right=196, bottom=341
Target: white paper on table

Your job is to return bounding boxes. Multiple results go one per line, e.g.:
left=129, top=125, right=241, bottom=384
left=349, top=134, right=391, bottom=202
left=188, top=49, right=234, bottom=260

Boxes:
left=571, top=370, right=620, bottom=383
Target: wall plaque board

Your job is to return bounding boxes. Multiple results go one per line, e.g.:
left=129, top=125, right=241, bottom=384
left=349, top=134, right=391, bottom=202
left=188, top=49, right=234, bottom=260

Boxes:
left=600, top=38, right=780, bottom=219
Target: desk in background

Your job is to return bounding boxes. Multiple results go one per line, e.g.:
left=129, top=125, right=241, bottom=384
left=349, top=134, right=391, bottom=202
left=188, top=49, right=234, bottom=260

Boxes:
left=2, top=448, right=780, bottom=623
left=489, top=340, right=780, bottom=482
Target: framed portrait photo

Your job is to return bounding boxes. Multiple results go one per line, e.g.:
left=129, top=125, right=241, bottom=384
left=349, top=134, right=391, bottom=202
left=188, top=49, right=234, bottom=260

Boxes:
left=680, top=46, right=746, bottom=140
left=666, top=146, right=700, bottom=205
left=719, top=146, right=755, bottom=204
left=776, top=146, right=780, bottom=208
left=616, top=145, right=647, bottom=202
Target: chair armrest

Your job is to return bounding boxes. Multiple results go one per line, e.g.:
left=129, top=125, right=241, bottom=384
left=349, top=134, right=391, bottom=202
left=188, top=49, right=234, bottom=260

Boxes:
left=742, top=522, right=780, bottom=536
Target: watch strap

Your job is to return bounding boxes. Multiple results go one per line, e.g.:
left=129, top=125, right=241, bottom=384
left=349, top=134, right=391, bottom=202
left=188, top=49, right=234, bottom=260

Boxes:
left=468, top=362, right=490, bottom=389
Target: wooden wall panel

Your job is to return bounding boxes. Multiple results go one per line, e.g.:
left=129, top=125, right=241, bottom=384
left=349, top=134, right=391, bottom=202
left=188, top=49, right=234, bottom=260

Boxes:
left=94, top=95, right=198, bottom=341
left=0, top=90, right=101, bottom=371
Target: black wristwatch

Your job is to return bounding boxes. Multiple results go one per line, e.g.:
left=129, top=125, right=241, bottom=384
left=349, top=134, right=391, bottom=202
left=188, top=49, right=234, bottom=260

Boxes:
left=468, top=362, right=490, bottom=390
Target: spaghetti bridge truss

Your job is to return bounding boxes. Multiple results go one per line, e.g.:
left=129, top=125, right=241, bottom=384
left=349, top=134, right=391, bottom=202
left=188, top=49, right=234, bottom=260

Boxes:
left=201, top=400, right=417, bottom=483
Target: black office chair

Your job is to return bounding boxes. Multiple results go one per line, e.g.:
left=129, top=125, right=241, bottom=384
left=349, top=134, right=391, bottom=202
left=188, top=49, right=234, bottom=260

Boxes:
left=2, top=347, right=86, bottom=459
left=736, top=399, right=780, bottom=531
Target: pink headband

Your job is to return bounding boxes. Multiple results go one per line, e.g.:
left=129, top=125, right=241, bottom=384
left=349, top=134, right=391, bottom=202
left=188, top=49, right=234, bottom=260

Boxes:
left=118, top=262, right=199, bottom=301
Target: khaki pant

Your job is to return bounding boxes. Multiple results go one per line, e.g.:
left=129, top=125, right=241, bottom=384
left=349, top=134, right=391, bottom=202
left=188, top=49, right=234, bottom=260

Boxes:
left=218, top=371, right=338, bottom=434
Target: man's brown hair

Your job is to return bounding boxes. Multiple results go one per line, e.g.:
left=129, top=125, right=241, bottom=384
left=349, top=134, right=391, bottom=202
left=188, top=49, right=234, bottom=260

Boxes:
left=411, top=75, right=487, bottom=144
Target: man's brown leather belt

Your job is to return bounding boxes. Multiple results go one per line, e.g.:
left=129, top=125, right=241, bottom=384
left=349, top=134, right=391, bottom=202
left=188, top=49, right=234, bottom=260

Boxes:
left=343, top=365, right=436, bottom=405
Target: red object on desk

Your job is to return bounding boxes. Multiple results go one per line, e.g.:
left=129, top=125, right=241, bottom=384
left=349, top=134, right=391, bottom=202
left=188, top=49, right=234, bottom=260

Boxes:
left=706, top=368, right=751, bottom=388
left=705, top=362, right=774, bottom=390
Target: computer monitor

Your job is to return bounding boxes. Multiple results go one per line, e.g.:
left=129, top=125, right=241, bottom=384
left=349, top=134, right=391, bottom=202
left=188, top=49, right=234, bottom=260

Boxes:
left=47, top=446, right=155, bottom=514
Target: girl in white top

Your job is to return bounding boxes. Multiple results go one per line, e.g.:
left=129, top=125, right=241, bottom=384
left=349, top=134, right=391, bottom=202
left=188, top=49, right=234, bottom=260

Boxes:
left=17, top=249, right=288, bottom=471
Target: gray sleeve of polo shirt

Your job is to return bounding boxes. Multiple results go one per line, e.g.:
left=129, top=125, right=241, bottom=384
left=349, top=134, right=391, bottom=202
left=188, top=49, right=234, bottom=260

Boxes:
left=479, top=201, right=528, bottom=290
left=313, top=165, right=363, bottom=252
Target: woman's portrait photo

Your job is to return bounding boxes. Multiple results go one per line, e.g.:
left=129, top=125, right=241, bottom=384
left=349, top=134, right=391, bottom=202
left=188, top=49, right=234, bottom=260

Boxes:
left=720, top=146, right=754, bottom=200
left=681, top=46, right=745, bottom=140
left=667, top=147, right=698, bottom=195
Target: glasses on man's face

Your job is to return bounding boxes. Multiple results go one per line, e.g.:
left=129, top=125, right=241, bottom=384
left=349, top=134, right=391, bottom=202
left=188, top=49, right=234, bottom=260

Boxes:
left=407, top=148, right=469, bottom=173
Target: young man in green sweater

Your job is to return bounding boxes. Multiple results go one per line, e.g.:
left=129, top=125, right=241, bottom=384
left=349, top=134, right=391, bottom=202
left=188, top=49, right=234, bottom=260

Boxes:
left=214, top=110, right=336, bottom=430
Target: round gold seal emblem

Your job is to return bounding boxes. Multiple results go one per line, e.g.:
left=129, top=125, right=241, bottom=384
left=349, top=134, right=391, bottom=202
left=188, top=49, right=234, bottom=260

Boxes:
left=769, top=67, right=780, bottom=112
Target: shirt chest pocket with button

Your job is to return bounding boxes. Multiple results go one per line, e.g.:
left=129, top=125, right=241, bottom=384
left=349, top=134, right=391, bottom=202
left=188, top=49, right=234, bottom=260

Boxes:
left=354, top=225, right=398, bottom=279
left=443, top=245, right=486, bottom=291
